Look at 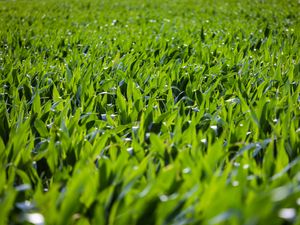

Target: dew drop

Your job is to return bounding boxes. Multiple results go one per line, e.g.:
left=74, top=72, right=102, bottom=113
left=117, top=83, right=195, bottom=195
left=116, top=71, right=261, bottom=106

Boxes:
left=278, top=208, right=296, bottom=220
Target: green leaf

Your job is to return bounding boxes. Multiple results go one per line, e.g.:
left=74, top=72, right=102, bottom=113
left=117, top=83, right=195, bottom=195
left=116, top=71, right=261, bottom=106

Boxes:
left=34, top=119, right=49, bottom=137
left=32, top=93, right=41, bottom=115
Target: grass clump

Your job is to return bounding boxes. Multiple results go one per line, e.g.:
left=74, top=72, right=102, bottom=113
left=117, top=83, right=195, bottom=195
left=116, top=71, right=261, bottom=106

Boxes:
left=0, top=0, right=300, bottom=224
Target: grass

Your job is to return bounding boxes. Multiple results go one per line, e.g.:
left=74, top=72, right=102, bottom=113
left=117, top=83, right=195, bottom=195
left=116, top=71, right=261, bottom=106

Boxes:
left=0, top=0, right=300, bottom=224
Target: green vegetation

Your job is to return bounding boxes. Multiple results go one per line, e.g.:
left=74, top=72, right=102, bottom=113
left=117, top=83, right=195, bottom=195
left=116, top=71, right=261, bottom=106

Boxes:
left=0, top=0, right=299, bottom=224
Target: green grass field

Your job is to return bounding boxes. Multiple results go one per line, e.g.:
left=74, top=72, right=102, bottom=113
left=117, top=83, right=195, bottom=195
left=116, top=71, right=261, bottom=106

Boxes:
left=0, top=0, right=300, bottom=224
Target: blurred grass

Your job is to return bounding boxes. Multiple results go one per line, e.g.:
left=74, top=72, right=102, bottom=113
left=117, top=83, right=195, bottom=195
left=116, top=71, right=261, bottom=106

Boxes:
left=0, top=0, right=300, bottom=224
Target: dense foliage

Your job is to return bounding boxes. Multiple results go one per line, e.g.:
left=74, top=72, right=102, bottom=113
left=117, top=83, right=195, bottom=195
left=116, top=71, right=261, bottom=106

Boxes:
left=0, top=0, right=299, bottom=224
